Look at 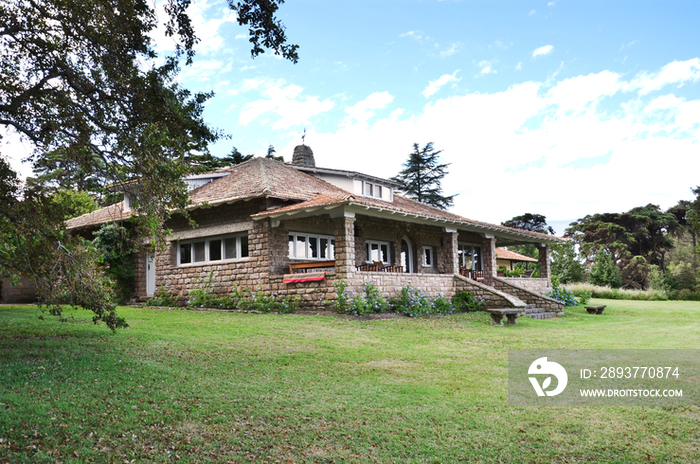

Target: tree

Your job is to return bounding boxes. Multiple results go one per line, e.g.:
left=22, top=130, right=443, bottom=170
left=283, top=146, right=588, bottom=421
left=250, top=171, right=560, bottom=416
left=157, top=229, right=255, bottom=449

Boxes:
left=550, top=241, right=585, bottom=284
left=502, top=213, right=555, bottom=235
left=391, top=142, right=455, bottom=210
left=588, top=250, right=623, bottom=288
left=266, top=144, right=284, bottom=161
left=501, top=213, right=555, bottom=260
left=0, top=0, right=298, bottom=328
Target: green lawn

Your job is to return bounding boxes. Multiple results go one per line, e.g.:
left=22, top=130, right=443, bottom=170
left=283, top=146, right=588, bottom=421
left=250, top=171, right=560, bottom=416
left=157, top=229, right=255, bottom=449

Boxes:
left=1, top=300, right=699, bottom=463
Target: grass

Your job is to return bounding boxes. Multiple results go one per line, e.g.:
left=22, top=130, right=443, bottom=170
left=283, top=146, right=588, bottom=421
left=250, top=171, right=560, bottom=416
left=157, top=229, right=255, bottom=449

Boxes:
left=567, top=282, right=669, bottom=301
left=1, top=300, right=699, bottom=463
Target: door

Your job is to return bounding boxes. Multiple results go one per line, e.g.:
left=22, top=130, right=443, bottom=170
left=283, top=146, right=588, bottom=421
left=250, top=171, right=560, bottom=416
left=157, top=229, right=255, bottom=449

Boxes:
left=400, top=237, right=413, bottom=273
left=146, top=253, right=156, bottom=297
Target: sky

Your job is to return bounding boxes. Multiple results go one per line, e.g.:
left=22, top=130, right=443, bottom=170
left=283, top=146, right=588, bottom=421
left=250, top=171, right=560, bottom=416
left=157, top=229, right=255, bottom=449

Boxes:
left=4, top=0, right=700, bottom=235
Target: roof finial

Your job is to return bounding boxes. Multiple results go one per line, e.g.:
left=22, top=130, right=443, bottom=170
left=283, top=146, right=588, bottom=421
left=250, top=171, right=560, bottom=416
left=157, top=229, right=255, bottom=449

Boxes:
left=301, top=128, right=306, bottom=145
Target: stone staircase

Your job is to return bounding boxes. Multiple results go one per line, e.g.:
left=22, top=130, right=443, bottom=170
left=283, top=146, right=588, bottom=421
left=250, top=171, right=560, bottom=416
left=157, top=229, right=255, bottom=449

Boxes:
left=524, top=305, right=559, bottom=320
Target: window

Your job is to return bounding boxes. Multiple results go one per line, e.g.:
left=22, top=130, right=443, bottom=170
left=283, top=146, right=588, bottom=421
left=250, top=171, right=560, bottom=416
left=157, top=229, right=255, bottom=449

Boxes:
left=362, top=181, right=385, bottom=199
left=366, top=240, right=391, bottom=264
left=458, top=244, right=482, bottom=270
left=288, top=232, right=335, bottom=260
left=422, top=246, right=434, bottom=267
left=178, top=234, right=248, bottom=266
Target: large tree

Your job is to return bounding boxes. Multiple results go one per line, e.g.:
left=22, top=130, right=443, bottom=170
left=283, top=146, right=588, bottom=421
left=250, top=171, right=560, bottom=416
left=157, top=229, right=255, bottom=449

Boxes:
left=391, top=142, right=455, bottom=210
left=0, top=0, right=298, bottom=327
left=500, top=213, right=555, bottom=261
left=565, top=204, right=680, bottom=288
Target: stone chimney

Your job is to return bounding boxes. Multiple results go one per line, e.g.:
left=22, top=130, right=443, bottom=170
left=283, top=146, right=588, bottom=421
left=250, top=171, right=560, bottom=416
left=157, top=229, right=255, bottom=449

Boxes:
left=291, top=144, right=315, bottom=167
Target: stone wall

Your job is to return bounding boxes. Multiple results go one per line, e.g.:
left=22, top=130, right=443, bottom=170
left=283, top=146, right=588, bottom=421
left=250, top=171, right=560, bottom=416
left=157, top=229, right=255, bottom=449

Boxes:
left=489, top=277, right=564, bottom=313
left=500, top=277, right=551, bottom=294
left=1, top=275, right=37, bottom=304
left=348, top=272, right=455, bottom=299
left=269, top=273, right=337, bottom=309
left=453, top=275, right=526, bottom=309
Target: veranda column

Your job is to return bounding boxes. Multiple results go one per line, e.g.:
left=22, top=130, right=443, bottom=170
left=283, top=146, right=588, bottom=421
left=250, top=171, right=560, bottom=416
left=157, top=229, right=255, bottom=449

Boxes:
left=334, top=213, right=356, bottom=280
left=442, top=228, right=459, bottom=274
left=482, top=235, right=497, bottom=279
left=538, top=244, right=551, bottom=282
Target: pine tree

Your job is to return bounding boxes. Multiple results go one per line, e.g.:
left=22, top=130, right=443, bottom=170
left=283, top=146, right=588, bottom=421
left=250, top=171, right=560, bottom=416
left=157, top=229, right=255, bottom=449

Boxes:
left=391, top=142, right=455, bottom=210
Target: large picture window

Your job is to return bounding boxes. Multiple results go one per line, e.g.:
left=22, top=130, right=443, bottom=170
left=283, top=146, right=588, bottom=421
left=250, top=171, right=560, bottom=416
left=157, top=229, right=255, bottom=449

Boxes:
left=366, top=240, right=391, bottom=264
left=178, top=234, right=249, bottom=266
left=288, top=232, right=335, bottom=260
left=458, top=244, right=482, bottom=270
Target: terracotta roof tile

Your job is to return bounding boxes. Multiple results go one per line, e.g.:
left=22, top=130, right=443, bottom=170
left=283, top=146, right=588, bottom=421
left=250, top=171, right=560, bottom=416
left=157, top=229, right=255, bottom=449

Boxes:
left=496, top=248, right=539, bottom=262
left=66, top=202, right=133, bottom=230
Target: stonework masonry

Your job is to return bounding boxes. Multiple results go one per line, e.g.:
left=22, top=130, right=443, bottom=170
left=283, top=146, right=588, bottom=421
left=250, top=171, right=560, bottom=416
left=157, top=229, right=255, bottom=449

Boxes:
left=1, top=276, right=37, bottom=304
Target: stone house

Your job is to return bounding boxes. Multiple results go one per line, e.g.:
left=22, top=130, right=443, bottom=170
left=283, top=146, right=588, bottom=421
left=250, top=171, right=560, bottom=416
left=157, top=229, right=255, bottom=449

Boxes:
left=66, top=145, right=566, bottom=317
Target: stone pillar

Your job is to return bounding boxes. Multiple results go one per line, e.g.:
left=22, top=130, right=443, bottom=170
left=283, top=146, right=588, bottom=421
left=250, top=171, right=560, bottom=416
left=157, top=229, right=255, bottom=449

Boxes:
left=442, top=230, right=459, bottom=274
left=538, top=245, right=551, bottom=282
left=482, top=236, right=497, bottom=278
left=334, top=215, right=356, bottom=280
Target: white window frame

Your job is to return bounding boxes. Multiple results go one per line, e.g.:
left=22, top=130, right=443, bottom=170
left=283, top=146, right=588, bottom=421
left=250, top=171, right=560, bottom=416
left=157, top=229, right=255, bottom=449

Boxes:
left=177, top=233, right=249, bottom=266
left=422, top=246, right=434, bottom=267
left=362, top=181, right=386, bottom=200
left=366, top=240, right=391, bottom=265
left=288, top=232, right=336, bottom=260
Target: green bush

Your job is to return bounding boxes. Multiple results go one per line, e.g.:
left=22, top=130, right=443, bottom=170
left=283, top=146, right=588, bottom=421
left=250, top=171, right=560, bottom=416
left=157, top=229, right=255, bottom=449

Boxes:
left=451, top=291, right=486, bottom=312
left=146, top=286, right=178, bottom=307
left=567, top=283, right=668, bottom=301
left=578, top=291, right=592, bottom=305
left=331, top=280, right=389, bottom=316
left=389, top=285, right=454, bottom=317
left=546, top=285, right=578, bottom=306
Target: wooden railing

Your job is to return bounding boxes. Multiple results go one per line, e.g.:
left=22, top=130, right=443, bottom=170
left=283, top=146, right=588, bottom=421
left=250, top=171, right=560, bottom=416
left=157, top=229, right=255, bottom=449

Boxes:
left=356, top=262, right=404, bottom=273
left=460, top=268, right=485, bottom=282
left=289, top=260, right=336, bottom=274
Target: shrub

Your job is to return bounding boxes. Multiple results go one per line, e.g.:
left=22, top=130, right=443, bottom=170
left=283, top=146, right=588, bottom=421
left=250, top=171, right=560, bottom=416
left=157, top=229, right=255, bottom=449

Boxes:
left=578, top=291, right=592, bottom=306
left=146, top=286, right=178, bottom=307
left=547, top=285, right=578, bottom=307
left=589, top=251, right=623, bottom=288
left=331, top=280, right=389, bottom=316
left=186, top=270, right=216, bottom=309
left=567, top=283, right=668, bottom=301
left=389, top=285, right=454, bottom=317
left=451, top=291, right=486, bottom=312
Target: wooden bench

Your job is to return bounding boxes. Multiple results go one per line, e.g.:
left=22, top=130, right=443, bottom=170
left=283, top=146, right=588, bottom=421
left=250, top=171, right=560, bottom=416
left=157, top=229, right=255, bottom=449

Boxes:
left=585, top=305, right=606, bottom=315
left=289, top=260, right=336, bottom=274
left=487, top=308, right=522, bottom=326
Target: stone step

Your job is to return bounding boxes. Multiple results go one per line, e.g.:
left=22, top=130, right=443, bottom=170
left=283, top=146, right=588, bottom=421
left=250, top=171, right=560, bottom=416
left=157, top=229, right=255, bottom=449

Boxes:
left=524, top=310, right=558, bottom=320
left=524, top=307, right=547, bottom=314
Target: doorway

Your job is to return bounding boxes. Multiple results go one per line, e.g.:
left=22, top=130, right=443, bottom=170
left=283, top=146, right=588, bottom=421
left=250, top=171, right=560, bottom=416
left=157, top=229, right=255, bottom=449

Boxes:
left=400, top=237, right=413, bottom=273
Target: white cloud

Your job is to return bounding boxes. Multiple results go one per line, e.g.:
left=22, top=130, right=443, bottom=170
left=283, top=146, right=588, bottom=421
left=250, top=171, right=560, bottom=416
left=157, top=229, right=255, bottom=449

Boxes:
left=439, top=42, right=461, bottom=58
left=237, top=80, right=334, bottom=129
left=423, top=71, right=461, bottom=98
left=620, top=40, right=638, bottom=51
left=629, top=58, right=700, bottom=95
left=477, top=60, right=496, bottom=76
left=529, top=10, right=536, bottom=16
left=532, top=45, right=554, bottom=58
left=277, top=59, right=700, bottom=226
left=342, top=92, right=394, bottom=126
left=515, top=62, right=523, bottom=71
left=400, top=31, right=423, bottom=41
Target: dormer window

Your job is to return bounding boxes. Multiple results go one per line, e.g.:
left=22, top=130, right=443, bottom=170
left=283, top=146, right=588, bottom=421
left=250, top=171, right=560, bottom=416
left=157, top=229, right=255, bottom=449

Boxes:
left=360, top=181, right=389, bottom=200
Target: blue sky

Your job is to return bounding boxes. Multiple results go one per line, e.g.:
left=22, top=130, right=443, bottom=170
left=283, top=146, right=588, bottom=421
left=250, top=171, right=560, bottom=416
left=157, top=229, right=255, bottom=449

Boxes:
left=4, top=0, right=700, bottom=234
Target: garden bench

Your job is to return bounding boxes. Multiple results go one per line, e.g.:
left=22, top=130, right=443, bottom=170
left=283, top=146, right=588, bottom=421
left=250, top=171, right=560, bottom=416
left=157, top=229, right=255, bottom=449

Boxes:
left=487, top=308, right=521, bottom=326
left=585, top=305, right=606, bottom=315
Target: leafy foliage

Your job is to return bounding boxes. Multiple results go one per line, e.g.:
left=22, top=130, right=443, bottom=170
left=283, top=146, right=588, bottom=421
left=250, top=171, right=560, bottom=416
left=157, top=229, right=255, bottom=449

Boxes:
left=451, top=291, right=486, bottom=312
left=546, top=285, right=578, bottom=307
left=331, top=280, right=389, bottom=316
left=391, top=142, right=455, bottom=210
left=589, top=250, right=623, bottom=289
left=550, top=241, right=585, bottom=284
left=145, top=286, right=179, bottom=307
left=502, top=213, right=555, bottom=235
left=93, top=223, right=136, bottom=304
left=389, top=285, right=455, bottom=317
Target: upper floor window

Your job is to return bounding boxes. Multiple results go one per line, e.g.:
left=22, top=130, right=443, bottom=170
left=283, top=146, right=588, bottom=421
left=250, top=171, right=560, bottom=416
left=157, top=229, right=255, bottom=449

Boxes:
left=366, top=240, right=391, bottom=264
left=178, top=233, right=248, bottom=266
left=288, top=232, right=335, bottom=260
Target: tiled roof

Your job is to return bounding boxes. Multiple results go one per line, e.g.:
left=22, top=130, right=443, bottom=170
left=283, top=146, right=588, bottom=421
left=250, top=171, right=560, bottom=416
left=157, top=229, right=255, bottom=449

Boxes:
left=496, top=248, right=539, bottom=262
left=188, top=157, right=351, bottom=205
left=66, top=202, right=133, bottom=230
left=66, top=157, right=563, bottom=244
